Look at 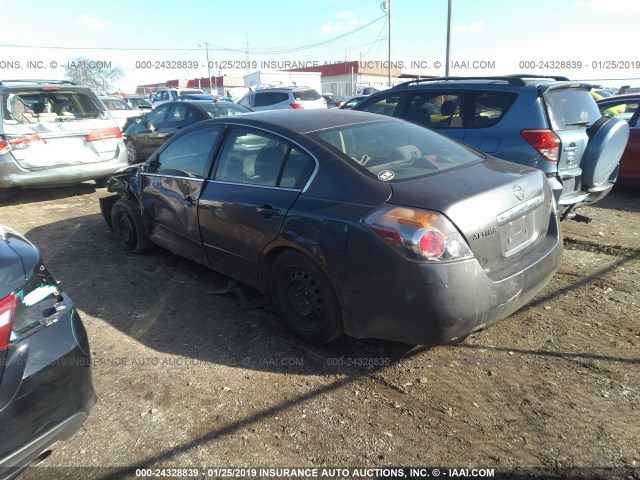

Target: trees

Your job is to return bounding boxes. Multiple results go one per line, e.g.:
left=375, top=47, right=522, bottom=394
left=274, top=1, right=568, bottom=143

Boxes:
left=63, top=57, right=124, bottom=94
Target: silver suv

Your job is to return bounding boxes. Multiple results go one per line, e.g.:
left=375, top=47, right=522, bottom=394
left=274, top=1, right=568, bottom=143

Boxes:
left=238, top=86, right=326, bottom=111
left=354, top=75, right=630, bottom=218
left=0, top=79, right=129, bottom=201
left=151, top=88, right=205, bottom=108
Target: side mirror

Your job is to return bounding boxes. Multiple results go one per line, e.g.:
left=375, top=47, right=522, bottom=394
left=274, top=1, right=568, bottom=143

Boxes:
left=146, top=121, right=156, bottom=132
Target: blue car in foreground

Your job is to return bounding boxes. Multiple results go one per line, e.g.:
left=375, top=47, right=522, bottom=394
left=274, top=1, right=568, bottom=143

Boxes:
left=0, top=225, right=95, bottom=480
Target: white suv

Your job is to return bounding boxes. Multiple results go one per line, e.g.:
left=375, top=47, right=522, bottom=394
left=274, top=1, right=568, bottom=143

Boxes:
left=237, top=86, right=326, bottom=111
left=152, top=88, right=205, bottom=108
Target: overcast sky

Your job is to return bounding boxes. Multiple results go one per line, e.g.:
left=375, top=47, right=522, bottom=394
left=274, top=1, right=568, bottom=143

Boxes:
left=1, top=0, right=639, bottom=91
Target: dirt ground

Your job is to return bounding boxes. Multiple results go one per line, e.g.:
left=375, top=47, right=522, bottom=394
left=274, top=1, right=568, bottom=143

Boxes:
left=1, top=183, right=638, bottom=480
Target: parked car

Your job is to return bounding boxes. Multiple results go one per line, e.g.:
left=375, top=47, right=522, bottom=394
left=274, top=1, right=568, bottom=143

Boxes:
left=0, top=79, right=129, bottom=201
left=100, top=109, right=562, bottom=346
left=237, top=86, right=326, bottom=111
left=322, top=94, right=345, bottom=108
left=597, top=94, right=640, bottom=186
left=0, top=224, right=96, bottom=479
left=353, top=75, right=630, bottom=218
left=338, top=95, right=367, bottom=109
left=175, top=94, right=234, bottom=102
left=123, top=100, right=251, bottom=163
left=123, top=95, right=152, bottom=113
left=151, top=88, right=205, bottom=108
left=99, top=96, right=141, bottom=131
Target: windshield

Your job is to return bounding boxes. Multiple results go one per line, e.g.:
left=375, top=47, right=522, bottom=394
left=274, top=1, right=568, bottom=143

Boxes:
left=3, top=90, right=106, bottom=123
left=200, top=103, right=251, bottom=117
left=313, top=120, right=482, bottom=182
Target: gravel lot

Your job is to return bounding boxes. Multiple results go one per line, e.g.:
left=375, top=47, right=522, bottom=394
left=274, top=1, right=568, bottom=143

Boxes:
left=1, top=183, right=638, bottom=480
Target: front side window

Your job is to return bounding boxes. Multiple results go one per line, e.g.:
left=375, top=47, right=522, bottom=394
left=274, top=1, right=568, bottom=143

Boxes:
left=154, top=126, right=221, bottom=178
left=314, top=119, right=482, bottom=182
left=146, top=104, right=169, bottom=124
left=167, top=103, right=189, bottom=122
left=599, top=100, right=639, bottom=124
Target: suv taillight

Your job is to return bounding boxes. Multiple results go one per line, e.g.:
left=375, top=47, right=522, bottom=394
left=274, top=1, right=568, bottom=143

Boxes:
left=0, top=134, right=43, bottom=155
left=0, top=293, right=17, bottom=351
left=289, top=103, right=304, bottom=109
left=86, top=127, right=122, bottom=142
left=365, top=205, right=473, bottom=262
left=520, top=129, right=560, bottom=162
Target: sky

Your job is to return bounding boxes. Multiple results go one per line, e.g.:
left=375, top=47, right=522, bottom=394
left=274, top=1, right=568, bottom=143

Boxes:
left=1, top=0, right=639, bottom=92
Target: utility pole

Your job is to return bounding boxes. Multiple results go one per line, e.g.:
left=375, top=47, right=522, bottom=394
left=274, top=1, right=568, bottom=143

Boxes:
left=381, top=0, right=392, bottom=86
left=199, top=42, right=213, bottom=93
left=445, top=0, right=452, bottom=76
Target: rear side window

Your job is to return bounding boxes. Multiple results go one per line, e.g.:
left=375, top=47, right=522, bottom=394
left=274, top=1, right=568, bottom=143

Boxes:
left=470, top=92, right=516, bottom=128
left=293, top=89, right=321, bottom=101
left=254, top=92, right=289, bottom=107
left=3, top=90, right=106, bottom=124
left=314, top=120, right=482, bottom=182
left=214, top=128, right=314, bottom=189
left=404, top=93, right=462, bottom=128
left=358, top=91, right=403, bottom=116
left=545, top=88, right=602, bottom=130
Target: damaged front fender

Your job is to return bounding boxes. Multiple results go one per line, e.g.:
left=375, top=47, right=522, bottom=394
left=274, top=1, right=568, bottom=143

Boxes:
left=99, top=165, right=143, bottom=232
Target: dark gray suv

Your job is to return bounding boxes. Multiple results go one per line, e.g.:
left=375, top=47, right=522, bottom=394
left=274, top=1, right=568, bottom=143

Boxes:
left=354, top=75, right=630, bottom=218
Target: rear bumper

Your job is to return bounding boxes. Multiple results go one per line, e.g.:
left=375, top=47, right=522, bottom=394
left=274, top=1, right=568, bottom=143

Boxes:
left=338, top=220, right=562, bottom=345
left=0, top=305, right=96, bottom=478
left=0, top=144, right=128, bottom=189
left=0, top=408, right=94, bottom=480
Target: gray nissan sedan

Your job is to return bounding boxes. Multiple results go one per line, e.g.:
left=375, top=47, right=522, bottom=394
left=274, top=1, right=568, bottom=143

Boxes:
left=101, top=109, right=562, bottom=345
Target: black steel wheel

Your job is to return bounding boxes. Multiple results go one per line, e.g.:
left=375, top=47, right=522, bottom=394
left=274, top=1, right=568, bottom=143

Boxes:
left=110, top=198, right=151, bottom=253
left=271, top=250, right=343, bottom=344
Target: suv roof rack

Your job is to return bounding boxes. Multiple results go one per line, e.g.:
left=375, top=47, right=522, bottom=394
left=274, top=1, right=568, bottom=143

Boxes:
left=393, top=74, right=572, bottom=89
left=0, top=79, right=77, bottom=86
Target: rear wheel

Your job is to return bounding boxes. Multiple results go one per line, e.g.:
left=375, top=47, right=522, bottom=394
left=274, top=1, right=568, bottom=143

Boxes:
left=270, top=250, right=343, bottom=344
left=110, top=198, right=151, bottom=253
left=125, top=139, right=140, bottom=164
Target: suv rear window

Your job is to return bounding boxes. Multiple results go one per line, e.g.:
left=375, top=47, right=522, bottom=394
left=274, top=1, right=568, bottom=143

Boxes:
left=544, top=88, right=602, bottom=130
left=314, top=120, right=482, bottom=182
left=3, top=90, right=106, bottom=124
left=293, top=89, right=321, bottom=101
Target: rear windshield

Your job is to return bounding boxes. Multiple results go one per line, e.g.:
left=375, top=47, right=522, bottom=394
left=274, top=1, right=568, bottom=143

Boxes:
left=200, top=103, right=251, bottom=117
left=101, top=98, right=133, bottom=110
left=313, top=120, right=482, bottom=182
left=544, top=88, right=602, bottom=130
left=293, top=89, right=321, bottom=101
left=3, top=90, right=106, bottom=124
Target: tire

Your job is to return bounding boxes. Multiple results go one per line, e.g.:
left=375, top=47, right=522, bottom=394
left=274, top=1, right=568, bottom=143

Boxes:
left=125, top=138, right=140, bottom=164
left=94, top=177, right=108, bottom=188
left=110, top=198, right=151, bottom=253
left=270, top=250, right=344, bottom=344
left=581, top=117, right=629, bottom=187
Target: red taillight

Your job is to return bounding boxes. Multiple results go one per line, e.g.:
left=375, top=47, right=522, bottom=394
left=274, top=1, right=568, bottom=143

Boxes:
left=419, top=230, right=445, bottom=258
left=86, top=127, right=122, bottom=142
left=366, top=206, right=473, bottom=262
left=520, top=129, right=561, bottom=162
left=289, top=103, right=304, bottom=109
left=0, top=134, right=42, bottom=154
left=0, top=293, right=17, bottom=351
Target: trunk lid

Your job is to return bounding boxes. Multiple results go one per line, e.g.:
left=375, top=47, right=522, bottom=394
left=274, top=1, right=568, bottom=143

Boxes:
left=1, top=87, right=121, bottom=169
left=389, top=157, right=554, bottom=274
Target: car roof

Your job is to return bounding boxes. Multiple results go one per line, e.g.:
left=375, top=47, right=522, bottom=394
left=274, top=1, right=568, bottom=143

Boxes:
left=596, top=93, right=640, bottom=102
left=391, top=75, right=591, bottom=91
left=167, top=100, right=239, bottom=107
left=197, top=109, right=391, bottom=134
